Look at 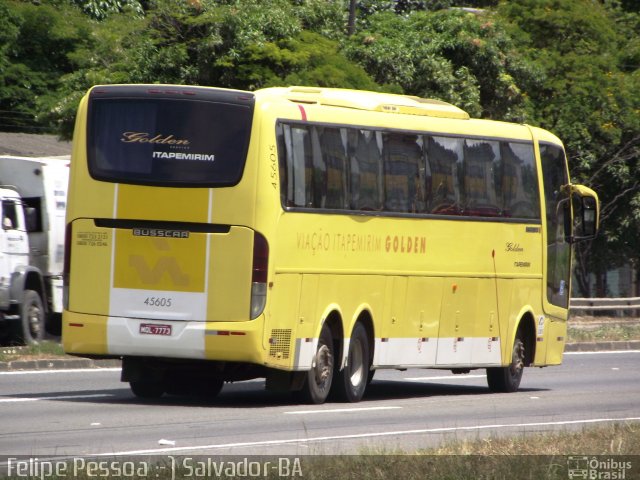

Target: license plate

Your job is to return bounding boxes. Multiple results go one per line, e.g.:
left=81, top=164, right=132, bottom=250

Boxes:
left=139, top=323, right=172, bottom=336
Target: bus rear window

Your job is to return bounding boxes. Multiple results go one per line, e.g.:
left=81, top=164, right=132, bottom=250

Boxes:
left=87, top=86, right=254, bottom=186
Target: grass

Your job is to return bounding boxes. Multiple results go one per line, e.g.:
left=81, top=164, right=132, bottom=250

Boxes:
left=0, top=340, right=66, bottom=362
left=427, top=422, right=640, bottom=455
left=568, top=315, right=640, bottom=342
left=299, top=424, right=640, bottom=479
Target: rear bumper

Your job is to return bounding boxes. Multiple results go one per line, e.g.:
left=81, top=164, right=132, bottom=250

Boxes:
left=62, top=311, right=266, bottom=365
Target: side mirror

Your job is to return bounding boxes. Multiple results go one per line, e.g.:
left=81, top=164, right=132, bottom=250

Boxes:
left=580, top=196, right=597, bottom=237
left=570, top=185, right=599, bottom=242
left=24, top=207, right=38, bottom=233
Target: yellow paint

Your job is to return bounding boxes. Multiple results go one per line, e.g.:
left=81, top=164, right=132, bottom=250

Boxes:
left=62, top=312, right=108, bottom=355
left=67, top=219, right=112, bottom=315
left=113, top=230, right=206, bottom=293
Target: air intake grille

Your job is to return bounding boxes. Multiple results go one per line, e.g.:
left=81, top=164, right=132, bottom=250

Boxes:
left=269, top=329, right=292, bottom=360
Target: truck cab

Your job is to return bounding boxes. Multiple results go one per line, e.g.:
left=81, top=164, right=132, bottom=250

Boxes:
left=0, top=187, right=48, bottom=343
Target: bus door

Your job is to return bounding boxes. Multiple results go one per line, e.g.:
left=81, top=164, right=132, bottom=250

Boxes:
left=539, top=142, right=572, bottom=364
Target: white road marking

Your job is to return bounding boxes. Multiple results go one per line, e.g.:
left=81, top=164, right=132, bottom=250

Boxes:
left=564, top=350, right=640, bottom=355
left=404, top=374, right=486, bottom=381
left=284, top=406, right=402, bottom=415
left=0, top=393, right=114, bottom=403
left=97, top=416, right=640, bottom=456
left=0, top=368, right=121, bottom=375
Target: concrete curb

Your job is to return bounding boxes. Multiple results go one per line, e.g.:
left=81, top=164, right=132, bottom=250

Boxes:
left=0, top=358, right=121, bottom=372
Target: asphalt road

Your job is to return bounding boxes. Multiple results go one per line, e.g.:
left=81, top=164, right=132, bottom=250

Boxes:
left=0, top=351, right=638, bottom=457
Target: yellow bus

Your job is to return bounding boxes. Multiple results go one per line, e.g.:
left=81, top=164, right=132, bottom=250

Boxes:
left=63, top=85, right=599, bottom=403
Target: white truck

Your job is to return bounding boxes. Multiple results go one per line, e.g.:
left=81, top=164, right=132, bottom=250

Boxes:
left=0, top=155, right=69, bottom=344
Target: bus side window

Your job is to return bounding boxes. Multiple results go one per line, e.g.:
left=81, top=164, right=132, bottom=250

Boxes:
left=350, top=129, right=384, bottom=211
left=280, top=124, right=314, bottom=208
left=319, top=127, right=349, bottom=210
left=427, top=136, right=462, bottom=215
left=463, top=139, right=501, bottom=217
left=383, top=133, right=421, bottom=213
left=500, top=142, right=540, bottom=219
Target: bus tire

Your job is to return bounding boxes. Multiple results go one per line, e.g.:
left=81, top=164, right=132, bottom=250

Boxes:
left=193, top=379, right=224, bottom=399
left=334, top=322, right=369, bottom=403
left=130, top=381, right=165, bottom=399
left=487, top=334, right=525, bottom=393
left=16, top=290, right=46, bottom=345
left=298, top=323, right=334, bottom=404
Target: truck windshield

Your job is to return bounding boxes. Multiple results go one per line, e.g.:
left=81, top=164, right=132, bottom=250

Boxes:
left=86, top=86, right=254, bottom=187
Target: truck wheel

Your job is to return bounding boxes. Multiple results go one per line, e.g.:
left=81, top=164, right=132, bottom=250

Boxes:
left=17, top=290, right=46, bottom=345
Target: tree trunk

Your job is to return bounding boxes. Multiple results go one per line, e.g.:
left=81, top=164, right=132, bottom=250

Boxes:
left=347, top=0, right=357, bottom=35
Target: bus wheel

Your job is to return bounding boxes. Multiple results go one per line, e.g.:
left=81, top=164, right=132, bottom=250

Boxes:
left=298, top=323, right=334, bottom=404
left=334, top=322, right=369, bottom=403
left=130, top=381, right=165, bottom=399
left=487, top=334, right=525, bottom=393
left=198, top=379, right=224, bottom=399
left=16, top=290, right=46, bottom=345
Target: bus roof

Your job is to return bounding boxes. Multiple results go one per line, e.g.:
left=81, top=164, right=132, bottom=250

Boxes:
left=256, top=86, right=470, bottom=120
left=528, top=125, right=563, bottom=146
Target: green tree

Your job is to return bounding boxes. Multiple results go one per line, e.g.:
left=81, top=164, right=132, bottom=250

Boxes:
left=70, top=0, right=143, bottom=20
left=343, top=9, right=535, bottom=120
left=498, top=0, right=640, bottom=296
left=47, top=0, right=377, bottom=136
left=0, top=1, right=94, bottom=133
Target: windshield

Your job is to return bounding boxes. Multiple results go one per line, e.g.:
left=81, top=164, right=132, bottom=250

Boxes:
left=87, top=85, right=254, bottom=187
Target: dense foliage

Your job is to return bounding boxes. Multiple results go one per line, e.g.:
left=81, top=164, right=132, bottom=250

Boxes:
left=0, top=0, right=638, bottom=295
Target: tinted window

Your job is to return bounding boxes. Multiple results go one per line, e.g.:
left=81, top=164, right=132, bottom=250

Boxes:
left=277, top=121, right=541, bottom=222
left=87, top=87, right=254, bottom=186
left=350, top=129, right=384, bottom=211
left=280, top=124, right=313, bottom=207
left=540, top=143, right=571, bottom=308
left=426, top=136, right=462, bottom=214
left=500, top=142, right=540, bottom=218
left=463, top=139, right=500, bottom=216
left=383, top=133, right=421, bottom=213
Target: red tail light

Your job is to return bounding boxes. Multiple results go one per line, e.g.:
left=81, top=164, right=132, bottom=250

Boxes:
left=250, top=232, right=269, bottom=319
left=252, top=232, right=269, bottom=284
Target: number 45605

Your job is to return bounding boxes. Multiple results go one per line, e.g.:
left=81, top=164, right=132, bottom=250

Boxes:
left=144, top=297, right=172, bottom=307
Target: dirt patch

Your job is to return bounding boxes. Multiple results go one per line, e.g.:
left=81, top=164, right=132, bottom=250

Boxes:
left=0, top=132, right=71, bottom=157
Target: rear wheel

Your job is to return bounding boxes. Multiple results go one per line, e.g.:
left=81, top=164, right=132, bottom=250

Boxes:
left=130, top=381, right=165, bottom=399
left=166, top=378, right=224, bottom=399
left=487, top=334, right=525, bottom=393
left=334, top=322, right=370, bottom=402
left=297, top=323, right=334, bottom=404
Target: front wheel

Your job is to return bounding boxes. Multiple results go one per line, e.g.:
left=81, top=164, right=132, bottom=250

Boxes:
left=15, top=290, right=46, bottom=345
left=297, top=323, right=334, bottom=404
left=333, top=322, right=370, bottom=403
left=487, top=335, right=525, bottom=393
